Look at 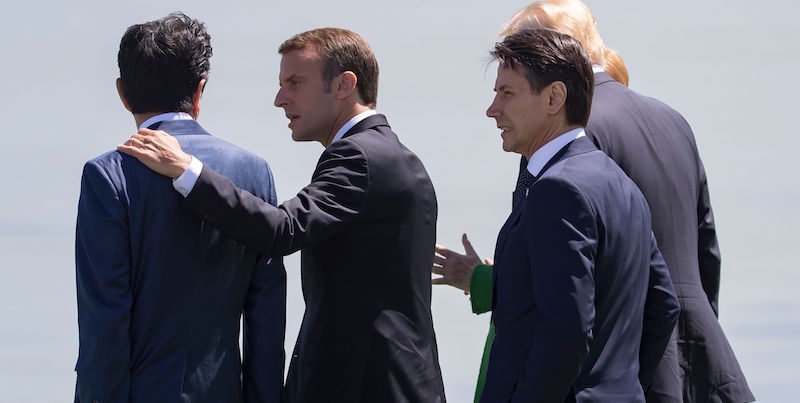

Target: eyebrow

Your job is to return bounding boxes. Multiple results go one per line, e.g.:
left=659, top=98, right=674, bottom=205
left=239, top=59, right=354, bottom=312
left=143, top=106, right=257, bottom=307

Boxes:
left=279, top=73, right=301, bottom=86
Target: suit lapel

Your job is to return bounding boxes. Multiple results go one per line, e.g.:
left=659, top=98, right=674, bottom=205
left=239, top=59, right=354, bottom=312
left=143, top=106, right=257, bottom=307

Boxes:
left=491, top=137, right=598, bottom=307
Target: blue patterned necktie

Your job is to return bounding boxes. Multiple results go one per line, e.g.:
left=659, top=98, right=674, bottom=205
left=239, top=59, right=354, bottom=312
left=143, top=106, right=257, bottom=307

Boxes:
left=513, top=165, right=535, bottom=209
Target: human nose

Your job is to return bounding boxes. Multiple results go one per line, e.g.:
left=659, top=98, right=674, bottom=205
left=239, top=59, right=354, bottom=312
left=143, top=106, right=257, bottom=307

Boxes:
left=486, top=97, right=500, bottom=118
left=274, top=87, right=288, bottom=108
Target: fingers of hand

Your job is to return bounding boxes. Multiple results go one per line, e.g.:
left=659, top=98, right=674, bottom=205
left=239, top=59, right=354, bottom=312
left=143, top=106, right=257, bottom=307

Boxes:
left=117, top=142, right=146, bottom=158
left=484, top=258, right=493, bottom=265
left=462, top=233, right=479, bottom=257
left=435, top=244, right=452, bottom=258
left=433, top=255, right=447, bottom=266
left=431, top=277, right=450, bottom=285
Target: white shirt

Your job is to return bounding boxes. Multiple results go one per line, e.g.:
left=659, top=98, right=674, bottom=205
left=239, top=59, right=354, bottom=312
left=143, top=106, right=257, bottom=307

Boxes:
left=526, top=127, right=585, bottom=177
left=173, top=110, right=378, bottom=197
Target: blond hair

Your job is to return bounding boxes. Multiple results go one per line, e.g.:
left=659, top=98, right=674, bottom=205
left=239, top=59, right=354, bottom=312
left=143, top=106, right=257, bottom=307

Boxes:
left=500, top=0, right=629, bottom=87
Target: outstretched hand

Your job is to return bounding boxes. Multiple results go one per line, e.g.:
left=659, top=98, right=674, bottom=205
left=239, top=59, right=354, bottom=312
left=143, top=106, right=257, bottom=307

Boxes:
left=432, top=233, right=491, bottom=294
left=117, top=128, right=192, bottom=179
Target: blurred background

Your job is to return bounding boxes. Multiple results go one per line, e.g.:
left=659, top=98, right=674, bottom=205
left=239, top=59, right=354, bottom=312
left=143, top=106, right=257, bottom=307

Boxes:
left=1, top=0, right=797, bottom=401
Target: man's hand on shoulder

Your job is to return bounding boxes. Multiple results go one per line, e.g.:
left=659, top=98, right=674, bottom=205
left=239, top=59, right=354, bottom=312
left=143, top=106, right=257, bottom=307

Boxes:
left=118, top=128, right=191, bottom=179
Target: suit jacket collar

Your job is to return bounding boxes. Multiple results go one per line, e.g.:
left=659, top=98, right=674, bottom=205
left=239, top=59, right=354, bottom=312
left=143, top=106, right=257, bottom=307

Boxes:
left=594, top=71, right=615, bottom=87
left=536, top=135, right=596, bottom=180
left=341, top=113, right=390, bottom=139
left=148, top=119, right=210, bottom=137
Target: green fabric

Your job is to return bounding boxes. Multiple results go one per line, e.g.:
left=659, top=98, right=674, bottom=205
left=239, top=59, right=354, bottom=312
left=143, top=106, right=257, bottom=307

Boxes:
left=469, top=264, right=494, bottom=402
left=469, top=264, right=493, bottom=314
left=474, top=322, right=495, bottom=403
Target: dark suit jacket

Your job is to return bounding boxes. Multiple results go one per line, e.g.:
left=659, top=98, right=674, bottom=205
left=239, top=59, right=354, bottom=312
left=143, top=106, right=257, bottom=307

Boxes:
left=587, top=72, right=754, bottom=402
left=75, top=119, right=286, bottom=403
left=481, top=137, right=680, bottom=403
left=181, top=114, right=446, bottom=403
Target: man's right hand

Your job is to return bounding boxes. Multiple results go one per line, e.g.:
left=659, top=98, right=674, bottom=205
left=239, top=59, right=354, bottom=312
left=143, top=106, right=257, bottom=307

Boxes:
left=118, top=128, right=192, bottom=179
left=432, top=233, right=489, bottom=293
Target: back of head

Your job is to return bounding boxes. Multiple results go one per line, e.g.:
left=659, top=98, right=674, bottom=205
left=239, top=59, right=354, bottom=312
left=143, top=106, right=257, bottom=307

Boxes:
left=278, top=27, right=379, bottom=108
left=117, top=12, right=212, bottom=114
left=491, top=29, right=594, bottom=126
left=501, top=0, right=629, bottom=85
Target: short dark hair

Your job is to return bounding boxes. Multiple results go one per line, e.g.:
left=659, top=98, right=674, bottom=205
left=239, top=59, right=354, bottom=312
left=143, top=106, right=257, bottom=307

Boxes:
left=278, top=28, right=379, bottom=108
left=491, top=29, right=594, bottom=126
left=117, top=12, right=212, bottom=114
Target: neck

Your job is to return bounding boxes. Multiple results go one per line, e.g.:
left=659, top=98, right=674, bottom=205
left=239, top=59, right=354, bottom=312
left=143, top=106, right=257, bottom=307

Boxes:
left=524, top=123, right=581, bottom=160
left=321, top=104, right=373, bottom=147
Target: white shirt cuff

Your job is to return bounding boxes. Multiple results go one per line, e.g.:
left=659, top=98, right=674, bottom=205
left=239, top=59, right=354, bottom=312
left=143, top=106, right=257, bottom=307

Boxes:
left=172, top=156, right=203, bottom=197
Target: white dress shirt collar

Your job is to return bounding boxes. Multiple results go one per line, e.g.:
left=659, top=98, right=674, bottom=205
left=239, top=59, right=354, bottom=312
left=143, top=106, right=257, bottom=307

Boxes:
left=527, top=127, right=585, bottom=177
left=330, top=109, right=378, bottom=146
left=139, top=112, right=194, bottom=130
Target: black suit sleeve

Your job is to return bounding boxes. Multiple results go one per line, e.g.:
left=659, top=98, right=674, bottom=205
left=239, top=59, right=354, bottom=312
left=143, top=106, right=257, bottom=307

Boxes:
left=697, top=161, right=721, bottom=316
left=74, top=161, right=132, bottom=403
left=183, top=139, right=369, bottom=257
left=512, top=178, right=595, bottom=402
left=639, top=232, right=680, bottom=389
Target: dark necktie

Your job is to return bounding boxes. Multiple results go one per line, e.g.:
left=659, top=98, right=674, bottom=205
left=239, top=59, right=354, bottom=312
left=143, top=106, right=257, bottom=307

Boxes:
left=513, top=164, right=535, bottom=209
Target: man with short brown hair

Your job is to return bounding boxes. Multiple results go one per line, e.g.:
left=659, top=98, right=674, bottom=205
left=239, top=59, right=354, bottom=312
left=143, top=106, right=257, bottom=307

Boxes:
left=481, top=28, right=679, bottom=402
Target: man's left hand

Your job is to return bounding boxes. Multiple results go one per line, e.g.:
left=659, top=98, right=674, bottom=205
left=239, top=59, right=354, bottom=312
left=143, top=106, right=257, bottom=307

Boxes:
left=117, top=128, right=191, bottom=179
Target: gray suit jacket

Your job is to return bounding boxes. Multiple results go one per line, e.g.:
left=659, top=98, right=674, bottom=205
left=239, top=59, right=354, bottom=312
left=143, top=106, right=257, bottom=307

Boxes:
left=586, top=72, right=753, bottom=402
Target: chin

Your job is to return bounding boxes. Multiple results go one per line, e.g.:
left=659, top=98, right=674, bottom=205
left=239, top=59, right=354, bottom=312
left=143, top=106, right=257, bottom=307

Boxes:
left=291, top=131, right=308, bottom=142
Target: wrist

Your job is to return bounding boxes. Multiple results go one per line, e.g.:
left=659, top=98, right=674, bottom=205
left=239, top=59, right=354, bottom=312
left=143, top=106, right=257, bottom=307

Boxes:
left=172, top=153, right=192, bottom=179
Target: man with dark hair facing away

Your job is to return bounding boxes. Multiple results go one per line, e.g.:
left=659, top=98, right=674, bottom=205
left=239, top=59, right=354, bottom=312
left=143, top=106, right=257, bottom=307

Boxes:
left=74, top=12, right=285, bottom=403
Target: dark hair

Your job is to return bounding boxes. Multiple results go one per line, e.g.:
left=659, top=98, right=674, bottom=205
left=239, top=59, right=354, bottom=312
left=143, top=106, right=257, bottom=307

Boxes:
left=491, top=29, right=594, bottom=126
left=278, top=27, right=379, bottom=108
left=117, top=12, right=212, bottom=114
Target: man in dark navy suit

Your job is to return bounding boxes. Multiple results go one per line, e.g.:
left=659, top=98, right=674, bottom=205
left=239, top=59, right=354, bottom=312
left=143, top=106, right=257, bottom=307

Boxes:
left=74, top=13, right=285, bottom=403
left=480, top=29, right=679, bottom=402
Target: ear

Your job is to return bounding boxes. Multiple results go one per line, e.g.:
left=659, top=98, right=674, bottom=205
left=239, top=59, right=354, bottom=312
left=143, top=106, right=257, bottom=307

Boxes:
left=116, top=78, right=132, bottom=112
left=334, top=71, right=358, bottom=101
left=546, top=81, right=568, bottom=115
left=191, top=78, right=206, bottom=119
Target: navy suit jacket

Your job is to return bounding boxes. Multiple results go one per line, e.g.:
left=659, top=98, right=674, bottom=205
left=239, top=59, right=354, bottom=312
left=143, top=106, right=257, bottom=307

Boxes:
left=481, top=137, right=679, bottom=402
left=587, top=72, right=753, bottom=402
left=179, top=114, right=445, bottom=403
left=74, top=119, right=286, bottom=403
